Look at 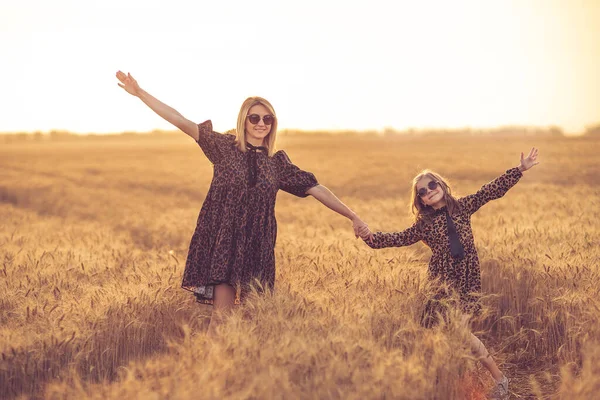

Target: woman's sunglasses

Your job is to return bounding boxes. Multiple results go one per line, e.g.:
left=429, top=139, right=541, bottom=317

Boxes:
left=417, top=181, right=440, bottom=197
left=247, top=114, right=275, bottom=125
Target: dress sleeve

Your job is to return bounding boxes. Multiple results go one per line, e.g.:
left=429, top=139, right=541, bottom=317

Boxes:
left=365, top=222, right=423, bottom=249
left=196, top=120, right=234, bottom=165
left=275, top=150, right=319, bottom=197
left=459, top=167, right=523, bottom=215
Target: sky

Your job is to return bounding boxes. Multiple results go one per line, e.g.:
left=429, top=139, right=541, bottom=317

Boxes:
left=1, top=0, right=599, bottom=134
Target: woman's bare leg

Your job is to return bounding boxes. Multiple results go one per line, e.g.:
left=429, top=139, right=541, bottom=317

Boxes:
left=207, top=284, right=236, bottom=336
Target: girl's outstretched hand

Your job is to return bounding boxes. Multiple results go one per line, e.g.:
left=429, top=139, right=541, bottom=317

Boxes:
left=519, top=147, right=539, bottom=172
left=352, top=217, right=373, bottom=241
left=116, top=71, right=141, bottom=97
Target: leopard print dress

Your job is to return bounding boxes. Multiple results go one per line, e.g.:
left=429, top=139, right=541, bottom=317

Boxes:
left=182, top=120, right=319, bottom=304
left=366, top=167, right=523, bottom=326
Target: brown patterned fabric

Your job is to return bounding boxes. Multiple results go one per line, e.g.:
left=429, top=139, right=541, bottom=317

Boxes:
left=182, top=120, right=319, bottom=304
left=365, top=168, right=523, bottom=326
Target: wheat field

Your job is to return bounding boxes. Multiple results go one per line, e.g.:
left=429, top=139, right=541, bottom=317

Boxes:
left=1, top=132, right=599, bottom=399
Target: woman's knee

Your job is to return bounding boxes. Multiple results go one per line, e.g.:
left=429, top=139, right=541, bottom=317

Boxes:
left=213, top=284, right=236, bottom=310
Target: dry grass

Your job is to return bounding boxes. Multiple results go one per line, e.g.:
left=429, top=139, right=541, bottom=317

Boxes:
left=1, top=133, right=599, bottom=399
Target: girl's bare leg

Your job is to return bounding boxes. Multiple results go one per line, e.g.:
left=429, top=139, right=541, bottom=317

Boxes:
left=470, top=333, right=504, bottom=381
left=207, top=284, right=236, bottom=336
left=461, top=314, right=504, bottom=381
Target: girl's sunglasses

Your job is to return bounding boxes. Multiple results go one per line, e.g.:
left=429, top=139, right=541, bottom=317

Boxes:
left=417, top=181, right=439, bottom=197
left=247, top=114, right=275, bottom=125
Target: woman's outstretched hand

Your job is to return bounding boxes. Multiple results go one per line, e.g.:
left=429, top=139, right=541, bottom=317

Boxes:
left=352, top=217, right=373, bottom=241
left=116, top=71, right=141, bottom=97
left=519, top=147, right=540, bottom=172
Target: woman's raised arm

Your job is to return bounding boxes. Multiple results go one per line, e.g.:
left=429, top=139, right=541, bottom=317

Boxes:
left=116, top=71, right=199, bottom=140
left=306, top=184, right=373, bottom=240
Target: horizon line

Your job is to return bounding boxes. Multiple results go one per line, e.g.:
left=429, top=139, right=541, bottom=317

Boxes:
left=1, top=122, right=599, bottom=136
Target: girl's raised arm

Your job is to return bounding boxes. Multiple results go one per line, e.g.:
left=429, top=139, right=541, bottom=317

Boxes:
left=519, top=147, right=540, bottom=172
left=460, top=147, right=539, bottom=214
left=364, top=223, right=423, bottom=249
left=116, top=71, right=199, bottom=141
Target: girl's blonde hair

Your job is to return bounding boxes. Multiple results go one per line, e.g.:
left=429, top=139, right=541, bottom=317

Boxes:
left=410, top=170, right=460, bottom=223
left=235, top=96, right=278, bottom=156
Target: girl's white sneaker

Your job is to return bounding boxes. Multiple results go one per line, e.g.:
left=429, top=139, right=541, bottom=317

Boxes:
left=488, top=375, right=509, bottom=399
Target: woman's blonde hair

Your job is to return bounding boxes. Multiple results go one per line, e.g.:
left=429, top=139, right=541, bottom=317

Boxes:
left=235, top=97, right=278, bottom=156
left=410, top=170, right=460, bottom=223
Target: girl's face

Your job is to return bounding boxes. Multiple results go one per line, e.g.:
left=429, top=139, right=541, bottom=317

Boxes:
left=245, top=104, right=273, bottom=145
left=416, top=176, right=446, bottom=209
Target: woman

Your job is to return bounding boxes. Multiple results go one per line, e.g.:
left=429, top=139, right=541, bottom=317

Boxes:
left=364, top=148, right=539, bottom=399
left=115, top=71, right=372, bottom=333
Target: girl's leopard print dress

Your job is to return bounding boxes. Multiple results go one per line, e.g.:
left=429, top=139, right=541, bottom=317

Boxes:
left=366, top=168, right=523, bottom=326
left=182, top=120, right=319, bottom=304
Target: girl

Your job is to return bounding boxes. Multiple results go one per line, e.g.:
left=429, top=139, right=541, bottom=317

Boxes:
left=115, top=71, right=372, bottom=334
left=364, top=148, right=539, bottom=399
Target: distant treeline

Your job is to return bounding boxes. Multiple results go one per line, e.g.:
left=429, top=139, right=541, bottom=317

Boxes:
left=2, top=124, right=599, bottom=143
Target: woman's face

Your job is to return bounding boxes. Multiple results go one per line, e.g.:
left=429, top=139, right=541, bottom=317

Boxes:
left=416, top=176, right=446, bottom=209
left=245, top=104, right=273, bottom=145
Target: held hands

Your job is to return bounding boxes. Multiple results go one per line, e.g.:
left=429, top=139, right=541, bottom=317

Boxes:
left=116, top=71, right=141, bottom=97
left=352, top=217, right=373, bottom=241
left=519, top=147, right=540, bottom=172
